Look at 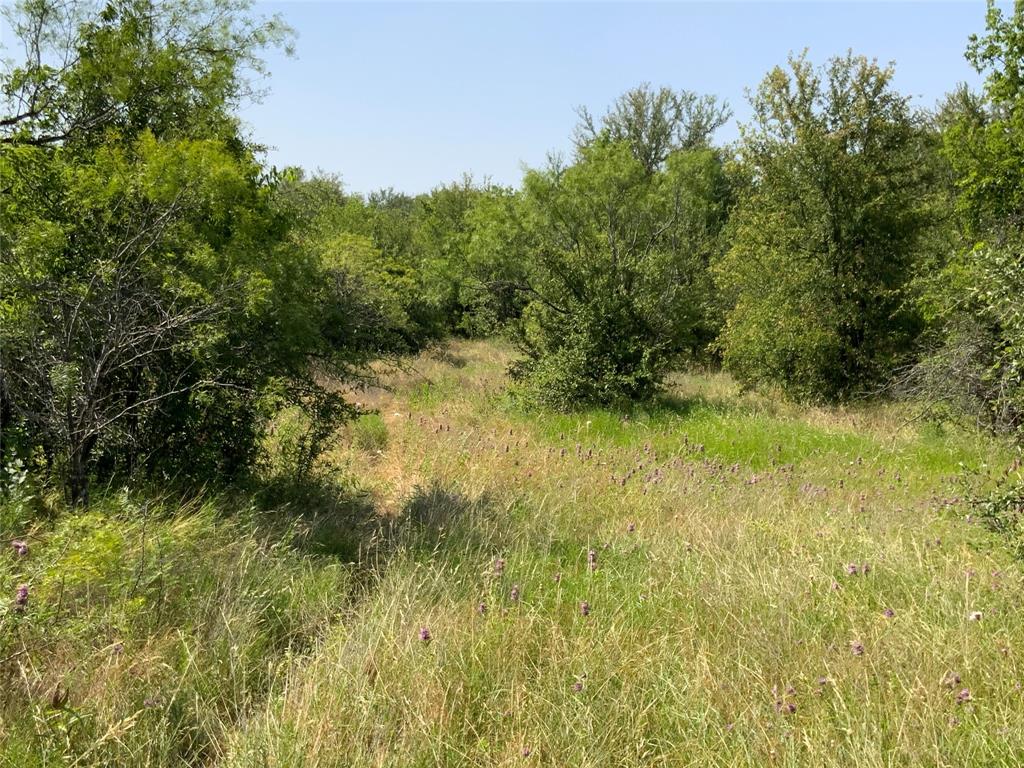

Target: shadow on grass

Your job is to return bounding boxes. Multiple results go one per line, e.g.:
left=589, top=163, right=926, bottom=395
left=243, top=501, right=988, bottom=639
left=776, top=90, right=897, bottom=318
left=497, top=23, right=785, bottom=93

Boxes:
left=254, top=471, right=501, bottom=578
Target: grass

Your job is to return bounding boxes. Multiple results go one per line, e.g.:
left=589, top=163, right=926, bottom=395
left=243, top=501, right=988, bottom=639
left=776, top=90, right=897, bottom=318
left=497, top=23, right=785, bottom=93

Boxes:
left=3, top=339, right=1023, bottom=766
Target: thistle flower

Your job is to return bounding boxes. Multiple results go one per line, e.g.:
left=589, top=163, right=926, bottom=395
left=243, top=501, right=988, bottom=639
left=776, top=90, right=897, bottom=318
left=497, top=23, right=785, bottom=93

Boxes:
left=510, top=584, right=520, bottom=602
left=14, top=584, right=28, bottom=609
left=956, top=688, right=972, bottom=704
left=579, top=600, right=590, bottom=617
left=942, top=671, right=961, bottom=689
left=883, top=608, right=895, bottom=618
left=572, top=681, right=583, bottom=692
left=477, top=602, right=487, bottom=616
left=845, top=563, right=860, bottom=576
left=494, top=558, right=506, bottom=575
left=850, top=640, right=865, bottom=656
left=418, top=626, right=432, bottom=643
left=11, top=540, right=27, bottom=556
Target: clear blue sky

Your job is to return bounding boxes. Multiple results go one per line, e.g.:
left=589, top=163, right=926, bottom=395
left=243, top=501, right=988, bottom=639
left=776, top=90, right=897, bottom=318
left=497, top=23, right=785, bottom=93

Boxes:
left=240, top=1, right=998, bottom=196
left=0, top=1, right=999, bottom=193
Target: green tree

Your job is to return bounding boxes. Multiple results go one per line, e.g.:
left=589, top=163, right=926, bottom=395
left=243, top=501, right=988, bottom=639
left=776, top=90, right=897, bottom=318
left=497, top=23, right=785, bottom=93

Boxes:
left=920, top=1, right=1024, bottom=434
left=574, top=84, right=730, bottom=174
left=717, top=52, right=935, bottom=402
left=498, top=131, right=729, bottom=408
left=0, top=0, right=366, bottom=500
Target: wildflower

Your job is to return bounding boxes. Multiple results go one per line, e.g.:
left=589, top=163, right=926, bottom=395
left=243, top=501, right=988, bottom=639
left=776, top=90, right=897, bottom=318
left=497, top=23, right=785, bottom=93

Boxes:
left=850, top=640, right=865, bottom=656
left=494, top=557, right=506, bottom=575
left=418, top=626, right=432, bottom=643
left=477, top=602, right=487, bottom=616
left=572, top=681, right=583, bottom=692
left=942, top=671, right=961, bottom=689
left=587, top=549, right=597, bottom=571
left=510, top=584, right=520, bottom=602
left=580, top=600, right=590, bottom=617
left=883, top=608, right=895, bottom=618
left=552, top=572, right=562, bottom=584
left=969, top=611, right=983, bottom=621
left=14, top=584, right=28, bottom=609
left=627, top=522, right=636, bottom=533
left=11, top=540, right=27, bottom=556
left=816, top=676, right=829, bottom=687
left=143, top=696, right=162, bottom=709
left=846, top=563, right=860, bottom=576
left=956, top=688, right=973, bottom=704
left=111, top=641, right=124, bottom=655
left=521, top=747, right=531, bottom=757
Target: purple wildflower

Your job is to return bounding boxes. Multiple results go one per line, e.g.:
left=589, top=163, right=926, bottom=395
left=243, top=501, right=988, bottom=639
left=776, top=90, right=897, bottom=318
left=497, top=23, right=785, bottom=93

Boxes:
left=627, top=522, right=636, bottom=533
left=11, top=540, right=28, bottom=556
left=580, top=600, right=590, bottom=617
left=883, top=608, right=895, bottom=618
left=494, top=557, right=506, bottom=575
left=587, top=549, right=597, bottom=571
left=510, top=584, right=520, bottom=602
left=477, top=602, right=487, bottom=616
left=956, top=688, right=973, bottom=704
left=14, top=584, right=28, bottom=609
left=942, top=672, right=961, bottom=689
left=418, top=626, right=432, bottom=643
left=572, top=681, right=583, bottom=692
left=845, top=563, right=860, bottom=576
left=850, top=640, right=865, bottom=656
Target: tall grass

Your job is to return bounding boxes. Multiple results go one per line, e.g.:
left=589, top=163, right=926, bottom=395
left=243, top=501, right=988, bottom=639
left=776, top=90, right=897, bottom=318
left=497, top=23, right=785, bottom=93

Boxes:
left=3, top=339, right=1021, bottom=766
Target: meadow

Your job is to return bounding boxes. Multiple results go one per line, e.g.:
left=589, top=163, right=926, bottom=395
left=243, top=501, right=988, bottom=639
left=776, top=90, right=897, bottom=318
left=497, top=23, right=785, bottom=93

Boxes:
left=3, top=339, right=1022, bottom=767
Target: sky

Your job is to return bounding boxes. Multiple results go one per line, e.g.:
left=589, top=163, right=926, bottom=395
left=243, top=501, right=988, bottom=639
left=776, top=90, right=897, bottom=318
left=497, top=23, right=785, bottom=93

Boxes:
left=1, top=1, right=999, bottom=195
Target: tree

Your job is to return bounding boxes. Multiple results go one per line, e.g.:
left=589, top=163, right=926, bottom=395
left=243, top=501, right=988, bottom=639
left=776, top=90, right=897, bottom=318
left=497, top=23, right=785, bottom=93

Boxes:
left=0, top=0, right=367, bottom=501
left=574, top=84, right=730, bottom=174
left=917, top=1, right=1024, bottom=434
left=490, top=126, right=729, bottom=408
left=716, top=52, right=935, bottom=402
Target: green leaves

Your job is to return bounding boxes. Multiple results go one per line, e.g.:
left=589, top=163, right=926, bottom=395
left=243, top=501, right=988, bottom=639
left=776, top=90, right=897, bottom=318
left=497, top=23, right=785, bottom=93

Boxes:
left=717, top=53, right=933, bottom=402
left=489, top=130, right=729, bottom=408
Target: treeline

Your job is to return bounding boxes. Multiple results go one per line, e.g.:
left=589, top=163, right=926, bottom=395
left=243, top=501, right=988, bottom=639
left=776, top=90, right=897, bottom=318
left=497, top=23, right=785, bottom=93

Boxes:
left=2, top=0, right=1024, bottom=504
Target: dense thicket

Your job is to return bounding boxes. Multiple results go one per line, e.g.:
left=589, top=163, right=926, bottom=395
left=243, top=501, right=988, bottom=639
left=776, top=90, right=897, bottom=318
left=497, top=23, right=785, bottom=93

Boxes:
left=912, top=3, right=1024, bottom=436
left=5, top=0, right=1024, bottom=505
left=0, top=0, right=360, bottom=501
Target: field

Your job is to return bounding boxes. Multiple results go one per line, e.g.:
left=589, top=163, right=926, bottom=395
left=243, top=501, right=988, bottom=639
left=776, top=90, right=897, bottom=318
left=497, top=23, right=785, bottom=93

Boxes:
left=3, top=339, right=1022, bottom=767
